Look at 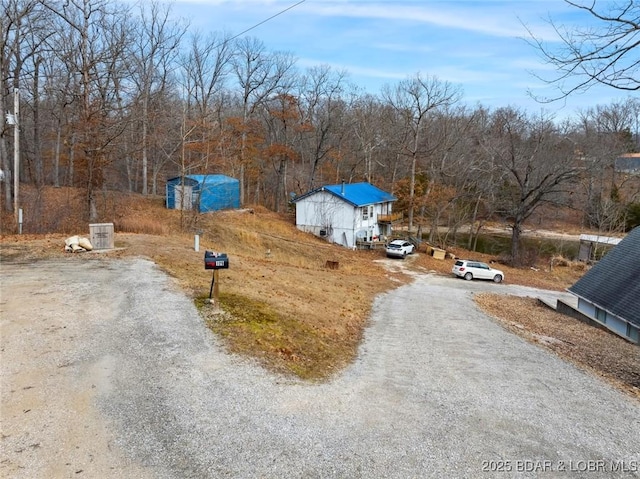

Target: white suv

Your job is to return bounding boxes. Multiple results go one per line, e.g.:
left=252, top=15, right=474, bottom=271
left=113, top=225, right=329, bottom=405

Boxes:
left=385, top=239, right=415, bottom=259
left=452, top=260, right=504, bottom=283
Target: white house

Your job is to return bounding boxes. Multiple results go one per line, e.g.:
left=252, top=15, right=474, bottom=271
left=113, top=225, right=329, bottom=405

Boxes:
left=292, top=182, right=398, bottom=248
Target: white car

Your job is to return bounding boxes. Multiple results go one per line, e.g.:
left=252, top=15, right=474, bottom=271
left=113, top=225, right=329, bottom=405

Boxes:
left=386, top=239, right=415, bottom=259
left=452, top=259, right=504, bottom=283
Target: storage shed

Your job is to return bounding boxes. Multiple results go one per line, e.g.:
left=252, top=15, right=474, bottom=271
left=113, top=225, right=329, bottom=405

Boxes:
left=577, top=234, right=621, bottom=262
left=567, top=226, right=639, bottom=344
left=166, top=175, right=240, bottom=212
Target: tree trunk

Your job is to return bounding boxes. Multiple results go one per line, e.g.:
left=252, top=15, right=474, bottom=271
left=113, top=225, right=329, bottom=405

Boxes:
left=408, top=152, right=416, bottom=233
left=67, top=132, right=76, bottom=186
left=53, top=123, right=61, bottom=187
left=510, top=221, right=522, bottom=266
left=33, top=57, right=43, bottom=187
left=142, top=94, right=148, bottom=195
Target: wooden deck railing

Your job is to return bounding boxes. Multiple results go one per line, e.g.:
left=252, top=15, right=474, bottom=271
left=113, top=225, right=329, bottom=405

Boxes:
left=377, top=212, right=403, bottom=223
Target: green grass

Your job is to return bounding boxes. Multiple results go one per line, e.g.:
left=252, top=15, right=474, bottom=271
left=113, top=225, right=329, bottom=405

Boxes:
left=198, top=292, right=340, bottom=380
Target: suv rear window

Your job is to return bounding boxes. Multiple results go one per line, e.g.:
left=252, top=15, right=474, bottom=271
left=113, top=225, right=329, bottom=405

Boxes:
left=455, top=260, right=464, bottom=266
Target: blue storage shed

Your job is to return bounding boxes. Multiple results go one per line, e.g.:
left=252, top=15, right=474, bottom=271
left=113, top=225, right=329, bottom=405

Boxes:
left=166, top=175, right=240, bottom=212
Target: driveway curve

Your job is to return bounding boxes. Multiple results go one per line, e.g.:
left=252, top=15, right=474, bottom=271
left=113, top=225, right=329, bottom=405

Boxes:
left=1, top=257, right=638, bottom=478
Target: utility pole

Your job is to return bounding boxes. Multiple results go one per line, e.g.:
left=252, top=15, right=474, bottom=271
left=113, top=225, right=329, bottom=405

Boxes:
left=14, top=89, right=19, bottom=227
left=7, top=89, right=20, bottom=226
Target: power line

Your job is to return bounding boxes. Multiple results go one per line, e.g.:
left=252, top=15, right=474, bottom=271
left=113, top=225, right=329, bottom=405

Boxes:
left=227, top=0, right=306, bottom=44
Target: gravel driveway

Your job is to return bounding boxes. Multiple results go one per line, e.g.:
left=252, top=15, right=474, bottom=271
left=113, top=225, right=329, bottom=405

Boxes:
left=1, top=257, right=638, bottom=478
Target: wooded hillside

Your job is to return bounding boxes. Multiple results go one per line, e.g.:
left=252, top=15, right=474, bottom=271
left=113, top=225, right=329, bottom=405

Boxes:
left=2, top=0, right=639, bottom=264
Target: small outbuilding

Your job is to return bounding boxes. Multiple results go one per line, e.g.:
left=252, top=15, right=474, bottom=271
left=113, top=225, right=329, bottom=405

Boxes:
left=577, top=234, right=621, bottom=262
left=166, top=175, right=240, bottom=213
left=566, top=226, right=639, bottom=344
left=615, top=153, right=640, bottom=175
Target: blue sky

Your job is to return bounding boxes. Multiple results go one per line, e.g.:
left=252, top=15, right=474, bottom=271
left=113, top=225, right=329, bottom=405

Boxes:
left=168, top=0, right=632, bottom=120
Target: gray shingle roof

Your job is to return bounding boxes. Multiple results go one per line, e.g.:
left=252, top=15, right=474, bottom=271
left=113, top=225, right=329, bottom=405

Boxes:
left=568, top=227, right=640, bottom=327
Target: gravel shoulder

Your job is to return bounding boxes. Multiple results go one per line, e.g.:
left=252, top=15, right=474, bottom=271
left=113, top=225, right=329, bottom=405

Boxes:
left=1, top=257, right=639, bottom=478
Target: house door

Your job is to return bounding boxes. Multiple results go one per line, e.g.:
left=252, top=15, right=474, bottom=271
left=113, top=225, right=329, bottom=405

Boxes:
left=175, top=185, right=193, bottom=210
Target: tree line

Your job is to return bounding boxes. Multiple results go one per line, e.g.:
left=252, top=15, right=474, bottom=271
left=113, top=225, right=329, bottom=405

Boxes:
left=2, top=0, right=639, bottom=264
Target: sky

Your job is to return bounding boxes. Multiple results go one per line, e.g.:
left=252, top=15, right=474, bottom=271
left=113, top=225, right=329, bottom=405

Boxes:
left=167, top=0, right=634, bottom=120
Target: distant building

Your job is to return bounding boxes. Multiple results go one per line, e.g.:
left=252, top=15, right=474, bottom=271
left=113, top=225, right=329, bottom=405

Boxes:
left=577, top=234, right=621, bottom=262
left=292, top=182, right=398, bottom=249
left=567, top=227, right=640, bottom=344
left=166, top=175, right=240, bottom=213
left=615, top=153, right=640, bottom=175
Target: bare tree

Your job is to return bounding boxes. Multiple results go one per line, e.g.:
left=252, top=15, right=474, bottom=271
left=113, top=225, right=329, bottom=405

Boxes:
left=128, top=0, right=185, bottom=195
left=230, top=36, right=296, bottom=204
left=262, top=93, right=303, bottom=211
left=347, top=94, right=391, bottom=184
left=1, top=0, right=46, bottom=214
left=383, top=73, right=462, bottom=232
left=181, top=31, right=232, bottom=121
left=43, top=0, right=132, bottom=220
left=573, top=98, right=637, bottom=232
left=483, top=108, right=581, bottom=265
left=296, top=64, right=348, bottom=190
left=527, top=0, right=640, bottom=101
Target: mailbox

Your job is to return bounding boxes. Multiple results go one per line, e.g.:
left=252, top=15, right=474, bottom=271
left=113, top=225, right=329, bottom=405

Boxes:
left=204, top=251, right=229, bottom=270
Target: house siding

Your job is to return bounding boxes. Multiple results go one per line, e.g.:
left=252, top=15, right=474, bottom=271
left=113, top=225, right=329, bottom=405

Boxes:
left=576, top=298, right=597, bottom=320
left=295, top=191, right=356, bottom=247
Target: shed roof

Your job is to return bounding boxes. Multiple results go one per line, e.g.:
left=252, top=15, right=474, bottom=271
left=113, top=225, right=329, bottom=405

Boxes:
left=569, top=227, right=640, bottom=327
left=293, top=182, right=396, bottom=207
left=579, top=234, right=621, bottom=245
left=168, top=174, right=237, bottom=185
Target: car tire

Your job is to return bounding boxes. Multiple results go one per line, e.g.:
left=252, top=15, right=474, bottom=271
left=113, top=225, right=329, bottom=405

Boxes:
left=464, top=272, right=473, bottom=281
left=493, top=274, right=503, bottom=283
left=402, top=251, right=407, bottom=258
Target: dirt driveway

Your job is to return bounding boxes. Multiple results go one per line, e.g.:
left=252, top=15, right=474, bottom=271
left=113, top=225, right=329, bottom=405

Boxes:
left=1, top=257, right=639, bottom=478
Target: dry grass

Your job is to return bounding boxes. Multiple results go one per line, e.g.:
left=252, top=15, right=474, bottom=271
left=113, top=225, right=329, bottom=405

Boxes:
left=132, top=225, right=405, bottom=380
left=475, top=294, right=640, bottom=401
left=413, top=243, right=586, bottom=291
left=2, top=184, right=633, bottom=388
left=1, top=187, right=405, bottom=380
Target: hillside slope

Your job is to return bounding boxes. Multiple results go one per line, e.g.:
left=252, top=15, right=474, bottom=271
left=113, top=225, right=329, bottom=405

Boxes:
left=4, top=186, right=636, bottom=395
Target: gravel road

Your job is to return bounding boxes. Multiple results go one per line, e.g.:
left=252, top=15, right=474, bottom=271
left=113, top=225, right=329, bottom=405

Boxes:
left=1, top=257, right=638, bottom=478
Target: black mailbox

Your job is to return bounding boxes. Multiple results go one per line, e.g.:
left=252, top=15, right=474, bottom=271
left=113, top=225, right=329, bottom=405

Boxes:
left=204, top=251, right=229, bottom=270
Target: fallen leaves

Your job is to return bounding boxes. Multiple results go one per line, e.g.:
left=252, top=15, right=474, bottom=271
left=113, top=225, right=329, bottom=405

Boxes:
left=476, top=293, right=640, bottom=401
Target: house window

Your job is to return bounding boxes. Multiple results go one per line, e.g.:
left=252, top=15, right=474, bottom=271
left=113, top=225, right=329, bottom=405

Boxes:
left=363, top=206, right=370, bottom=220
left=595, top=307, right=607, bottom=324
left=627, top=323, right=639, bottom=342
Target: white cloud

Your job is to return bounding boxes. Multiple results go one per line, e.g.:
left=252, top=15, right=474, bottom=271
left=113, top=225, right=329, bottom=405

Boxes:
left=301, top=1, right=569, bottom=42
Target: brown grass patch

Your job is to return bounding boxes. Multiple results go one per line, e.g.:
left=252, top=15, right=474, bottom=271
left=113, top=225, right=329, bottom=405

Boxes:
left=413, top=244, right=585, bottom=291
left=0, top=184, right=607, bottom=382
left=1, top=187, right=403, bottom=381
left=476, top=294, right=640, bottom=400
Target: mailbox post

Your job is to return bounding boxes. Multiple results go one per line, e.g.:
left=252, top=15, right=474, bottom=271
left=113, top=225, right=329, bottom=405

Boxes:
left=204, top=251, right=229, bottom=302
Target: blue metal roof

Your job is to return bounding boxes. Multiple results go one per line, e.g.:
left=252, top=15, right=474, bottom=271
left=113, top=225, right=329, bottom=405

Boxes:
left=166, top=174, right=240, bottom=212
left=294, top=182, right=396, bottom=207
left=183, top=174, right=237, bottom=185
